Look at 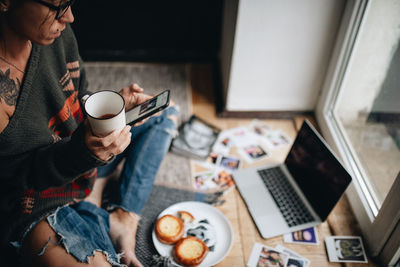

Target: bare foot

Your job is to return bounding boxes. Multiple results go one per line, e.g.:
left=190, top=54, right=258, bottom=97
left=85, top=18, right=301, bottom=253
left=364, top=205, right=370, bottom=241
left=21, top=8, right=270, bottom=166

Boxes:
left=109, top=208, right=143, bottom=267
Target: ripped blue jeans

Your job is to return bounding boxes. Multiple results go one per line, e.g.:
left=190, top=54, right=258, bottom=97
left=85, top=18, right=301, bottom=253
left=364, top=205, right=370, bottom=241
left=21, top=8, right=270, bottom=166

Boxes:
left=97, top=105, right=179, bottom=214
left=37, top=106, right=179, bottom=266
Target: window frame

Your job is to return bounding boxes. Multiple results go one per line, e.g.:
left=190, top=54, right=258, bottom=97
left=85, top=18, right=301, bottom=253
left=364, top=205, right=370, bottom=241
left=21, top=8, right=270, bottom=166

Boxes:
left=315, top=0, right=400, bottom=263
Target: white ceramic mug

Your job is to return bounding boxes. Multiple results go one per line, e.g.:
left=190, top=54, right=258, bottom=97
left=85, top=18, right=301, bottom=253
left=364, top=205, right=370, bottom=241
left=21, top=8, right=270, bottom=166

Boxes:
left=84, top=90, right=126, bottom=136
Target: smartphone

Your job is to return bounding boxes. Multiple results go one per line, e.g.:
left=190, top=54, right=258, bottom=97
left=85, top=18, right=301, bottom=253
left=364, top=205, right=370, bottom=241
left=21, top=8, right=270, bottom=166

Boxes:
left=126, top=90, right=170, bottom=125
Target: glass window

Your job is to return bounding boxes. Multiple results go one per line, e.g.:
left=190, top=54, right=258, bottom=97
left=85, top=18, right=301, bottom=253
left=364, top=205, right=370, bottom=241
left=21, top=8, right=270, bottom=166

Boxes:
left=333, top=0, right=400, bottom=213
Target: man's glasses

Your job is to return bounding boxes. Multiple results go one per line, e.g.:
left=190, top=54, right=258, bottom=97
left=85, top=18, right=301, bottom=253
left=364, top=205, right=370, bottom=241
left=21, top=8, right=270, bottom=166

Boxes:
left=32, top=0, right=76, bottom=20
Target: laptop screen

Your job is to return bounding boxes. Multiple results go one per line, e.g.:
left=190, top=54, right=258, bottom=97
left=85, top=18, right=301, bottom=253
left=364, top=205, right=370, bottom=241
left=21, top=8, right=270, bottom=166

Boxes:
left=284, top=121, right=352, bottom=220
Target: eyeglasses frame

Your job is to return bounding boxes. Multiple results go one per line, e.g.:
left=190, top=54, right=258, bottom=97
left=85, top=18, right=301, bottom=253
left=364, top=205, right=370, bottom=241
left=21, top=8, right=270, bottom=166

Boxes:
left=31, top=0, right=75, bottom=20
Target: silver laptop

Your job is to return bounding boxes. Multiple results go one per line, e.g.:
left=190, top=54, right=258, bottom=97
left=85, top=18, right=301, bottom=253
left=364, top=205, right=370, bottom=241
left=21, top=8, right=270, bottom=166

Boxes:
left=232, top=120, right=352, bottom=239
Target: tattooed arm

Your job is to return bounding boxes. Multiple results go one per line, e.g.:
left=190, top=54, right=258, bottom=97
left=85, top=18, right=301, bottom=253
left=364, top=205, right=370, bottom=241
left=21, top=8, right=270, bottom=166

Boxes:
left=0, top=68, right=22, bottom=133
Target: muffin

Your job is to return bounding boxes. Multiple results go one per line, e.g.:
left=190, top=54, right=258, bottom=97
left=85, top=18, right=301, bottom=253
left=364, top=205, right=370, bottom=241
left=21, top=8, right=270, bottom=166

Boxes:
left=173, top=236, right=209, bottom=267
left=155, top=214, right=185, bottom=244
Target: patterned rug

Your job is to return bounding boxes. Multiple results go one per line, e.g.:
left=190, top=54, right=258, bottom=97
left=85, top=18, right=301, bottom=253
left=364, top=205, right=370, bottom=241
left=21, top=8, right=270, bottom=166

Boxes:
left=85, top=62, right=193, bottom=187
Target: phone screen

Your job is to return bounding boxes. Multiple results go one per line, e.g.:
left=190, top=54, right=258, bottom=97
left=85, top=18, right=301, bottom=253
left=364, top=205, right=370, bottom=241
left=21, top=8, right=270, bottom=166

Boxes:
left=126, top=90, right=170, bottom=125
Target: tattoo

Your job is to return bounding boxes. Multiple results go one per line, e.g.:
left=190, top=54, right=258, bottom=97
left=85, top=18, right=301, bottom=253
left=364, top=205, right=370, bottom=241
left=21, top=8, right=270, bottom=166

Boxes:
left=0, top=68, right=21, bottom=106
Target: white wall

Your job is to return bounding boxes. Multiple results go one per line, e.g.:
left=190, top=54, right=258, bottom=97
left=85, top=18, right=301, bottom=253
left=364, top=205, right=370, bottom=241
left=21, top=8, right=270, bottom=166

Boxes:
left=222, top=0, right=345, bottom=111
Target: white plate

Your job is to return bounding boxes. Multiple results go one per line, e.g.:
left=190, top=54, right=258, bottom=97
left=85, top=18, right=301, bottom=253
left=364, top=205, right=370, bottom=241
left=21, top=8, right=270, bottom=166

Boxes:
left=152, top=201, right=234, bottom=267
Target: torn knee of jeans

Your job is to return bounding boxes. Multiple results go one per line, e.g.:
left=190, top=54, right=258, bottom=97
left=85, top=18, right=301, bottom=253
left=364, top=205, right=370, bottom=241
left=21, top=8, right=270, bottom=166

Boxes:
left=164, top=128, right=179, bottom=138
left=37, top=236, right=64, bottom=256
left=87, top=250, right=124, bottom=267
left=165, top=105, right=180, bottom=117
left=167, top=115, right=178, bottom=124
left=37, top=237, right=52, bottom=256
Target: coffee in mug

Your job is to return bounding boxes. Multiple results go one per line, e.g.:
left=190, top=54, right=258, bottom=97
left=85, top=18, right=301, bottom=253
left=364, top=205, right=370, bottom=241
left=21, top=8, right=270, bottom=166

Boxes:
left=99, top=113, right=117, bottom=119
left=84, top=90, right=126, bottom=136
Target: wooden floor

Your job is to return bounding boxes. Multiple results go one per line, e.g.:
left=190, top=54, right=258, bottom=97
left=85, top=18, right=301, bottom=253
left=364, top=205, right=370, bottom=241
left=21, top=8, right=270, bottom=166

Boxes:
left=189, top=64, right=379, bottom=267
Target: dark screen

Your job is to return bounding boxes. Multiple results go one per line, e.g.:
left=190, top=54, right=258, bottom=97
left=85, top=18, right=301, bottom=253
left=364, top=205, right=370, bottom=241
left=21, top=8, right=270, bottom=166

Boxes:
left=285, top=121, right=352, bottom=220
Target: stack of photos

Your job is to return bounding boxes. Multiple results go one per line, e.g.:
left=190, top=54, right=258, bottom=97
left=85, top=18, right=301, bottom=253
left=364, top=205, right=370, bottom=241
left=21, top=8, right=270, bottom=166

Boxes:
left=325, top=236, right=368, bottom=263
left=248, top=120, right=292, bottom=150
left=247, top=243, right=310, bottom=267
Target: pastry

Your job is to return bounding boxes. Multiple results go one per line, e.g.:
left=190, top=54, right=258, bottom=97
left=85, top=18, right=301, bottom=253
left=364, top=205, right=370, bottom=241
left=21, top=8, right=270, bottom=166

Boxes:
left=173, top=236, right=209, bottom=267
left=155, top=214, right=184, bottom=244
left=178, top=210, right=195, bottom=223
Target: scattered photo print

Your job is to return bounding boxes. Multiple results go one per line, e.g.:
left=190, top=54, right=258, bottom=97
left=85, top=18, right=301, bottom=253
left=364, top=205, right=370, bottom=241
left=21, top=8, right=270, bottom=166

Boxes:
left=284, top=227, right=319, bottom=245
left=215, top=170, right=235, bottom=191
left=207, top=152, right=221, bottom=165
left=238, top=144, right=269, bottom=163
left=193, top=169, right=235, bottom=192
left=213, top=127, right=259, bottom=154
left=287, top=257, right=307, bottom=267
left=230, top=127, right=260, bottom=147
left=172, top=115, right=220, bottom=159
left=264, top=130, right=291, bottom=149
left=275, top=245, right=310, bottom=267
left=256, top=248, right=287, bottom=267
left=325, top=236, right=368, bottom=263
left=193, top=152, right=222, bottom=171
left=219, top=155, right=241, bottom=172
left=213, top=138, right=231, bottom=155
left=222, top=137, right=232, bottom=147
left=249, top=119, right=272, bottom=136
left=194, top=171, right=218, bottom=190
left=247, top=243, right=289, bottom=267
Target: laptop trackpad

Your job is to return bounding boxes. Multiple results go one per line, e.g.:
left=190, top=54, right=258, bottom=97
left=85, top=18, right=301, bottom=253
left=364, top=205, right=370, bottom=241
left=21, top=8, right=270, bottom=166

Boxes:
left=240, top=183, right=289, bottom=238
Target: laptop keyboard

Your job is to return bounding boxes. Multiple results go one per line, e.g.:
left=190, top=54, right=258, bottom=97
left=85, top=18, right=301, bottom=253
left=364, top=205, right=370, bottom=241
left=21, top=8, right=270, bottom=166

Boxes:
left=258, top=167, right=314, bottom=227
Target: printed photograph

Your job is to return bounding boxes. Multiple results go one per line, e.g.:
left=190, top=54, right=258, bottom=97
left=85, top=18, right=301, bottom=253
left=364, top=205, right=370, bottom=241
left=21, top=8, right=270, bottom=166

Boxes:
left=265, top=130, right=291, bottom=149
left=194, top=171, right=217, bottom=190
left=207, top=152, right=220, bottom=165
left=219, top=155, right=241, bottom=172
left=171, top=115, right=220, bottom=160
left=287, top=257, right=307, bottom=267
left=325, top=236, right=368, bottom=263
left=193, top=169, right=235, bottom=192
left=238, top=144, right=269, bottom=163
left=249, top=119, right=272, bottom=136
left=215, top=170, right=235, bottom=191
left=213, top=136, right=232, bottom=155
left=275, top=245, right=310, bottom=267
left=246, top=145, right=267, bottom=159
left=244, top=144, right=268, bottom=160
left=248, top=243, right=289, bottom=267
left=284, top=227, right=319, bottom=245
left=221, top=137, right=232, bottom=147
left=256, top=247, right=288, bottom=267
